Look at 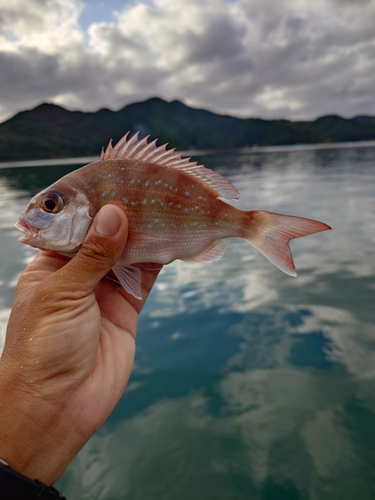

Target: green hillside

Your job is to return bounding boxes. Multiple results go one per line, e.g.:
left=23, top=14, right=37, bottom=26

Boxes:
left=0, top=97, right=374, bottom=161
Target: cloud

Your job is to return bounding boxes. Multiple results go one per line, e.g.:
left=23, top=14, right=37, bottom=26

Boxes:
left=1, top=0, right=375, bottom=122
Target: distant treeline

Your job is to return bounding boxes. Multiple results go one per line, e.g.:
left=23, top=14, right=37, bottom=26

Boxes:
left=1, top=97, right=375, bottom=161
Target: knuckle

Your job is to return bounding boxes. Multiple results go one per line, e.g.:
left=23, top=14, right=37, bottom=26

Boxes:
left=79, top=238, right=114, bottom=263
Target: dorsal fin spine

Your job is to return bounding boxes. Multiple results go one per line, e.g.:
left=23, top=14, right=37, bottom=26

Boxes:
left=182, top=163, right=199, bottom=170
left=151, top=148, right=176, bottom=164
left=169, top=157, right=191, bottom=167
left=125, top=135, right=149, bottom=158
left=141, top=144, right=167, bottom=163
left=102, top=139, right=114, bottom=160
left=158, top=153, right=182, bottom=166
left=111, top=133, right=129, bottom=159
left=116, top=132, right=139, bottom=158
left=133, top=136, right=154, bottom=160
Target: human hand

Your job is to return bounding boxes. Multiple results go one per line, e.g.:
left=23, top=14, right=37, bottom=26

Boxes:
left=0, top=205, right=161, bottom=485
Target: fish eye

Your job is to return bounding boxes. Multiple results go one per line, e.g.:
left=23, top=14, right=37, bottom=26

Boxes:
left=39, top=191, right=64, bottom=213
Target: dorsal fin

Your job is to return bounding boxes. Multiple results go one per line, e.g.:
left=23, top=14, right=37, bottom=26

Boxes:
left=100, top=131, right=239, bottom=201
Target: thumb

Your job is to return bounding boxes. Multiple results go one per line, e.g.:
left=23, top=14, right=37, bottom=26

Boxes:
left=61, top=204, right=129, bottom=293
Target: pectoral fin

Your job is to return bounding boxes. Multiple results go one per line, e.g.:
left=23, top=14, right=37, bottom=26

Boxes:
left=112, top=265, right=143, bottom=299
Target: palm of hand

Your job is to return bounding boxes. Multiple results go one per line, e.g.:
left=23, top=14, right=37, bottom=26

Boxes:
left=4, top=250, right=160, bottom=434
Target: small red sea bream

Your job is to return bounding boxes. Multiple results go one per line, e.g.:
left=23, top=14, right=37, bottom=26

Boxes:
left=15, top=132, right=331, bottom=299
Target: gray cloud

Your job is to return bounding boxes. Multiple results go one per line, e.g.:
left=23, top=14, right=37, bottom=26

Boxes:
left=186, top=13, right=246, bottom=63
left=1, top=0, right=375, bottom=122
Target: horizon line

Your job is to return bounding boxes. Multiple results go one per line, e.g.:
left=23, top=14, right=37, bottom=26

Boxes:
left=2, top=140, right=375, bottom=170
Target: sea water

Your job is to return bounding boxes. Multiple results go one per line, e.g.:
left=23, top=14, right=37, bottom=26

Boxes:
left=0, top=142, right=374, bottom=500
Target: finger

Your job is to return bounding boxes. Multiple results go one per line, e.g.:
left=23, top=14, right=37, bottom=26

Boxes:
left=58, top=205, right=129, bottom=295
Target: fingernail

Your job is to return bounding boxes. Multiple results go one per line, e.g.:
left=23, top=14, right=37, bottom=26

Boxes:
left=94, top=206, right=121, bottom=236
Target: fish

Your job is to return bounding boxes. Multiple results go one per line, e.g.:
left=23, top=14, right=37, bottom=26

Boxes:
left=15, top=131, right=331, bottom=299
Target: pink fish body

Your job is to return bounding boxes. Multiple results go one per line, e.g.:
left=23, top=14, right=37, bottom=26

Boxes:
left=16, top=132, right=331, bottom=298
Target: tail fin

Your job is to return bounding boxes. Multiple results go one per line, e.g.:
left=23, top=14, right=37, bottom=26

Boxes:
left=245, top=210, right=331, bottom=276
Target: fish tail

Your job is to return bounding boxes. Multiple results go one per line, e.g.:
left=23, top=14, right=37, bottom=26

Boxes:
left=243, top=210, right=331, bottom=276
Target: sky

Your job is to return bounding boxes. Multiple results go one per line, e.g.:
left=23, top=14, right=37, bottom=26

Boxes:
left=1, top=0, right=375, bottom=123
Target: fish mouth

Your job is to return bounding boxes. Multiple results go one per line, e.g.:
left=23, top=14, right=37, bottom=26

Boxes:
left=15, top=219, right=39, bottom=243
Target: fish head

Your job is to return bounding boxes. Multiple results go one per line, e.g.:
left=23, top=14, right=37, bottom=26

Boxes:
left=15, top=184, right=93, bottom=254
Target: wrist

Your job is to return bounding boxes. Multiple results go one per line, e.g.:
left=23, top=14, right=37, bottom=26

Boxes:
left=0, top=361, right=84, bottom=485
left=0, top=459, right=66, bottom=499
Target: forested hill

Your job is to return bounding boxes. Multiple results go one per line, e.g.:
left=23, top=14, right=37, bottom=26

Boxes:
left=1, top=97, right=375, bottom=161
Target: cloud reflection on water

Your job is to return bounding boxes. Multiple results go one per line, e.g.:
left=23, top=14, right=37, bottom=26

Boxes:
left=59, top=300, right=375, bottom=500
left=0, top=146, right=374, bottom=499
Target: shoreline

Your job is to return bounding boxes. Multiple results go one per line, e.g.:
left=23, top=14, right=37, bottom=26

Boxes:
left=1, top=139, right=375, bottom=170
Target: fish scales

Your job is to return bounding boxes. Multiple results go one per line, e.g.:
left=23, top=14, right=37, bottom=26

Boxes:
left=72, top=158, right=243, bottom=265
left=15, top=132, right=331, bottom=299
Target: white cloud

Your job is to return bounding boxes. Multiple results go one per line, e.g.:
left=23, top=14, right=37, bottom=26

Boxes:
left=1, top=0, right=375, bottom=122
left=0, top=0, right=84, bottom=52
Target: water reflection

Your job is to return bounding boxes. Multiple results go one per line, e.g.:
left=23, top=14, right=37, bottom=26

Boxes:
left=58, top=299, right=375, bottom=500
left=0, top=163, right=87, bottom=194
left=0, top=144, right=374, bottom=500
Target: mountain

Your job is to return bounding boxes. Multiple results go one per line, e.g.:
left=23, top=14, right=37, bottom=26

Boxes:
left=0, top=97, right=375, bottom=161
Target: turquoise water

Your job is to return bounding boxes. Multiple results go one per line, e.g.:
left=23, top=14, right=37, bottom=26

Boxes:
left=0, top=143, right=375, bottom=499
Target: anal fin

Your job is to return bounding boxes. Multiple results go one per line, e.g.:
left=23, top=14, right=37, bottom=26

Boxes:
left=183, top=239, right=230, bottom=263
